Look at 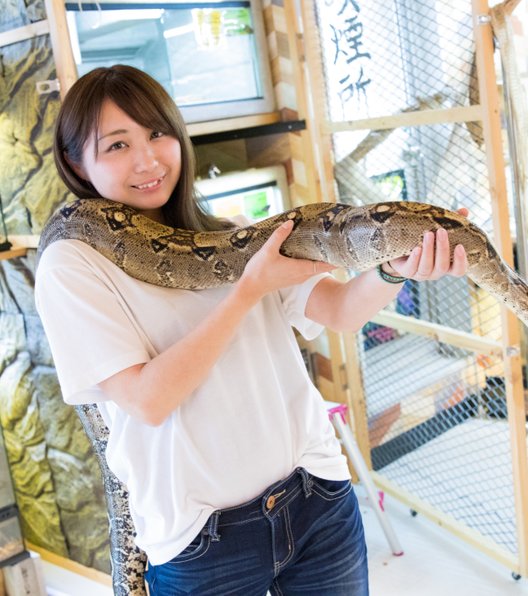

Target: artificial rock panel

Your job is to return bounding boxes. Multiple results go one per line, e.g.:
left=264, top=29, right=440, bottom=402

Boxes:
left=0, top=0, right=110, bottom=574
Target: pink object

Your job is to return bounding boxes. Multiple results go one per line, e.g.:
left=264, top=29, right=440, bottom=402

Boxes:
left=326, top=400, right=404, bottom=557
left=327, top=402, right=348, bottom=424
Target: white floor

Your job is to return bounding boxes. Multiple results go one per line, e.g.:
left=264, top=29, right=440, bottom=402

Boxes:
left=40, top=488, right=528, bottom=596
left=361, top=487, right=528, bottom=596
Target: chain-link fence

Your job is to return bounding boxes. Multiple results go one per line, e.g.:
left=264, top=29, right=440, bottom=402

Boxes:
left=311, top=0, right=527, bottom=561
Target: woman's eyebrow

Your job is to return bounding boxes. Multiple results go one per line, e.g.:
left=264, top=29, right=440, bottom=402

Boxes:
left=97, top=129, right=128, bottom=142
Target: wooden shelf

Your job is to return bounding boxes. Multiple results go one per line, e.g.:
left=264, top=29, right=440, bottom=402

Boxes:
left=191, top=119, right=306, bottom=146
left=186, top=112, right=281, bottom=138
left=0, top=236, right=39, bottom=261
left=0, top=247, right=28, bottom=260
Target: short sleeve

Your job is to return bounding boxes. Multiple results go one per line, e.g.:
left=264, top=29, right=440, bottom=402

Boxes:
left=279, top=273, right=330, bottom=340
left=35, top=242, right=151, bottom=404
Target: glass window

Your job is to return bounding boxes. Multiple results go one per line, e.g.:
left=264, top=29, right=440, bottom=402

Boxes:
left=65, top=1, right=275, bottom=122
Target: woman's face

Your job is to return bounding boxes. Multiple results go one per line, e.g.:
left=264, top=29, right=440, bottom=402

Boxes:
left=74, top=99, right=182, bottom=222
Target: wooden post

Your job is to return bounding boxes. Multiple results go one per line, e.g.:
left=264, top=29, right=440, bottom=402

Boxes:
left=326, top=330, right=349, bottom=404
left=44, top=0, right=77, bottom=98
left=341, top=331, right=372, bottom=468
left=472, top=0, right=528, bottom=575
left=297, top=1, right=338, bottom=205
left=280, top=0, right=322, bottom=207
left=299, top=1, right=374, bottom=464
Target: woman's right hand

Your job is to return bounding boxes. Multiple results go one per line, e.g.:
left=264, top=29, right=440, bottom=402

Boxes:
left=237, top=219, right=336, bottom=303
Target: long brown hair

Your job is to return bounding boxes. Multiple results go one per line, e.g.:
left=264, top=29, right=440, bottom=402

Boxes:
left=53, top=64, right=229, bottom=231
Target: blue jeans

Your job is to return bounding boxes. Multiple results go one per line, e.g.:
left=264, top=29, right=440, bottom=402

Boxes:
left=144, top=467, right=369, bottom=595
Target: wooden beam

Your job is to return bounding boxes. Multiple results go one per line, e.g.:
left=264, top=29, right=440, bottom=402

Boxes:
left=0, top=235, right=39, bottom=261
left=298, top=1, right=373, bottom=475
left=0, top=248, right=28, bottom=261
left=341, top=330, right=372, bottom=469
left=371, top=310, right=503, bottom=356
left=43, top=0, right=78, bottom=98
left=187, top=113, right=281, bottom=139
left=472, top=0, right=528, bottom=575
left=25, top=542, right=111, bottom=587
left=299, top=1, right=338, bottom=204
left=0, top=20, right=49, bottom=48
left=323, top=105, right=484, bottom=134
left=282, top=0, right=321, bottom=206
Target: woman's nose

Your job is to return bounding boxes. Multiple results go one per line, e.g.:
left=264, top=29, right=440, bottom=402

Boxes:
left=133, top=145, right=159, bottom=172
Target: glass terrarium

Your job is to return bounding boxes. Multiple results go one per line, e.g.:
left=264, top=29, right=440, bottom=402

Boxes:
left=65, top=0, right=275, bottom=123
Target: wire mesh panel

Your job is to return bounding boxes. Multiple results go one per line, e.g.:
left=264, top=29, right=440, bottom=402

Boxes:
left=312, top=0, right=526, bottom=559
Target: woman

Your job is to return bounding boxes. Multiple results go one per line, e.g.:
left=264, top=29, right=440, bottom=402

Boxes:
left=35, top=65, right=468, bottom=595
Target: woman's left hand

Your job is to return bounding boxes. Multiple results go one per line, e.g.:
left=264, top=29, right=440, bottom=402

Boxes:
left=385, top=208, right=469, bottom=281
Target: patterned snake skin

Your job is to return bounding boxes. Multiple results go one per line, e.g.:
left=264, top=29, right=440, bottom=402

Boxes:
left=39, top=198, right=528, bottom=325
left=75, top=405, right=147, bottom=595
left=39, top=197, right=528, bottom=594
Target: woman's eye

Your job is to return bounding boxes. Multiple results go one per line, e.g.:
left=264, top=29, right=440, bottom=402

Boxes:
left=151, top=131, right=164, bottom=139
left=108, top=141, right=126, bottom=151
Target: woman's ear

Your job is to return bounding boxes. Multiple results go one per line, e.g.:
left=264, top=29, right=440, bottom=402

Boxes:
left=64, top=152, right=87, bottom=180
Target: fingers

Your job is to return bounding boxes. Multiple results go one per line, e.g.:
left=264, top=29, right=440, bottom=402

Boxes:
left=416, top=231, right=436, bottom=277
left=290, top=258, right=336, bottom=278
left=266, top=219, right=294, bottom=250
left=417, top=229, right=451, bottom=278
left=450, top=244, right=468, bottom=277
left=269, top=220, right=335, bottom=276
left=399, top=229, right=468, bottom=281
left=311, top=260, right=337, bottom=275
left=252, top=219, right=335, bottom=283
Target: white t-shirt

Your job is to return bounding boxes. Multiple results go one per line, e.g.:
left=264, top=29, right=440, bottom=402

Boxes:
left=35, top=239, right=350, bottom=565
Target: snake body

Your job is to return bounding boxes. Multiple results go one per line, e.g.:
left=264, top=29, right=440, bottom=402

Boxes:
left=38, top=197, right=528, bottom=326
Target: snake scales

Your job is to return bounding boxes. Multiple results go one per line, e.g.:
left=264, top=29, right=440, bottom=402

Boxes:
left=39, top=197, right=528, bottom=326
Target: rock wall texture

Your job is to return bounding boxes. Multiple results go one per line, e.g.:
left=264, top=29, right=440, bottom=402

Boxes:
left=0, top=0, right=110, bottom=574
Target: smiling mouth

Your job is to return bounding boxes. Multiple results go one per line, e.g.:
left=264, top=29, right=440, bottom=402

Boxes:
left=133, top=176, right=164, bottom=190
